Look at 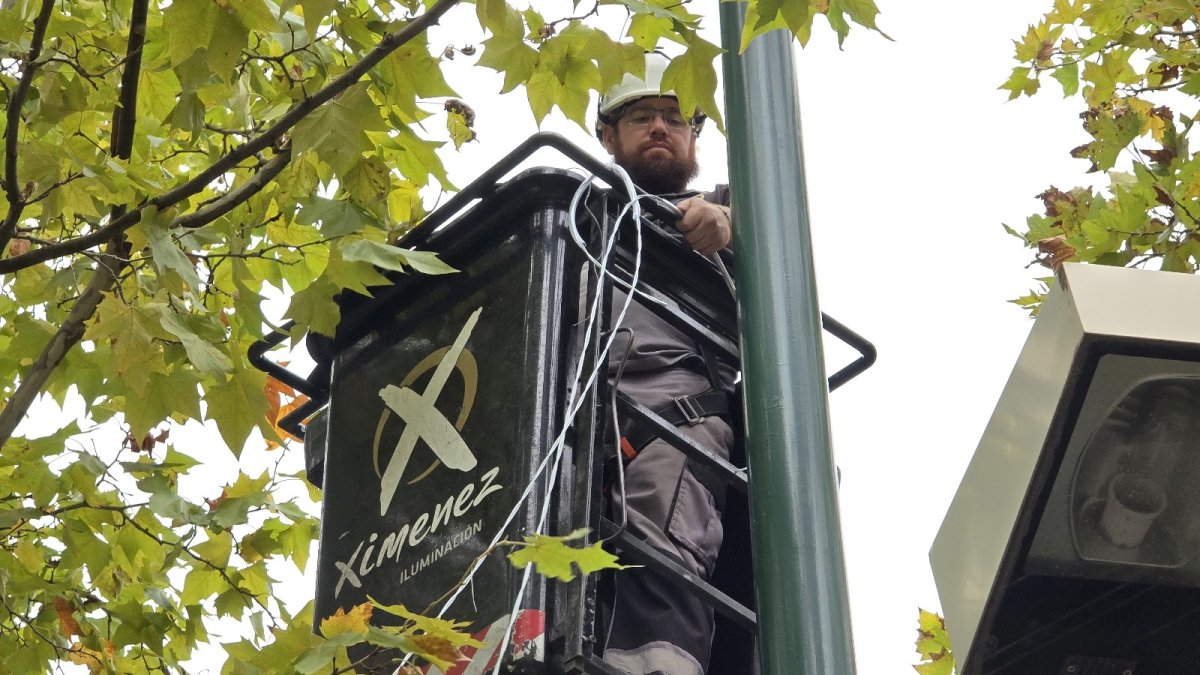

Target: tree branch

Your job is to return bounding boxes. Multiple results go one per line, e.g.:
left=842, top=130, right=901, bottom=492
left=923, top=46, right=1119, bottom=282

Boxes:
left=174, top=144, right=292, bottom=229
left=0, top=240, right=122, bottom=442
left=0, top=0, right=57, bottom=252
left=0, top=0, right=462, bottom=275
left=111, top=0, right=149, bottom=163
left=0, top=0, right=150, bottom=445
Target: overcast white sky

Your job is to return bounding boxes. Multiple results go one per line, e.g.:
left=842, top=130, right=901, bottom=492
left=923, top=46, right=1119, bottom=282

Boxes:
left=27, top=1, right=1102, bottom=672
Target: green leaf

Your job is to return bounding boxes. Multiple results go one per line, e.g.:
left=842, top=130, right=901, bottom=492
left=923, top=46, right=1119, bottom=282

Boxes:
left=478, top=34, right=541, bottom=94
left=156, top=308, right=233, bottom=377
left=388, top=125, right=455, bottom=190
left=525, top=32, right=601, bottom=127
left=139, top=67, right=183, bottom=124
left=84, top=295, right=165, bottom=396
left=627, top=13, right=679, bottom=52
left=1082, top=107, right=1143, bottom=171
left=1052, top=61, right=1080, bottom=97
left=580, top=32, right=647, bottom=92
left=300, top=0, right=337, bottom=35
left=662, top=39, right=725, bottom=132
left=0, top=507, right=44, bottom=529
left=828, top=0, right=884, bottom=43
left=141, top=206, right=204, bottom=295
left=476, top=0, right=510, bottom=33
left=205, top=366, right=274, bottom=456
left=126, top=368, right=204, bottom=436
left=343, top=155, right=393, bottom=207
left=14, top=539, right=44, bottom=574
left=165, top=0, right=249, bottom=83
left=293, top=82, right=385, bottom=173
left=286, top=278, right=341, bottom=337
left=368, top=598, right=484, bottom=669
left=339, top=239, right=458, bottom=275
left=741, top=0, right=796, bottom=52
left=297, top=196, right=376, bottom=236
left=229, top=0, right=280, bottom=32
left=376, top=38, right=457, bottom=122
left=293, top=642, right=340, bottom=674
left=194, top=531, right=234, bottom=568
left=325, top=250, right=392, bottom=295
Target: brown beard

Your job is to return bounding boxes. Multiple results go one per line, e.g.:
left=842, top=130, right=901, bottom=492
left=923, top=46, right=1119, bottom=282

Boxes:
left=611, top=135, right=699, bottom=195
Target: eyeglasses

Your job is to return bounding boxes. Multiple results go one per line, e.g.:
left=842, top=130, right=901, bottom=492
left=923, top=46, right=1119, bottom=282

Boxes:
left=620, top=106, right=698, bottom=133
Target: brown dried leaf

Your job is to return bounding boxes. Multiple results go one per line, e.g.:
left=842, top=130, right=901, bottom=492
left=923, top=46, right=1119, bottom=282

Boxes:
left=1038, top=235, right=1077, bottom=269
left=444, top=98, right=476, bottom=127
left=53, top=597, right=82, bottom=638
left=6, top=238, right=30, bottom=257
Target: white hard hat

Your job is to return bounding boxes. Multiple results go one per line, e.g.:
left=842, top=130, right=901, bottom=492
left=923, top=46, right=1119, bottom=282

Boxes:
left=595, top=52, right=705, bottom=138
left=598, top=52, right=673, bottom=117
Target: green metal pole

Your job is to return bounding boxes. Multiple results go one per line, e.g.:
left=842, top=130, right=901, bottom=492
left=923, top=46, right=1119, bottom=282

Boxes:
left=717, top=9, right=857, bottom=675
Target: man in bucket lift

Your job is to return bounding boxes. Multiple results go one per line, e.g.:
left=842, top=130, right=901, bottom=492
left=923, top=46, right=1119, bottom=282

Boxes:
left=594, top=52, right=737, bottom=675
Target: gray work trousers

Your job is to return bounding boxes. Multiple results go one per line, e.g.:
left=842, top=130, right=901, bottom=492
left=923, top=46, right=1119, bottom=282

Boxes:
left=602, top=368, right=733, bottom=675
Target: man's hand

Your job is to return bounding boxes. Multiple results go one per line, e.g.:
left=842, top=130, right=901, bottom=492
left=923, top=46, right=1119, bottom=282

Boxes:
left=675, top=197, right=732, bottom=256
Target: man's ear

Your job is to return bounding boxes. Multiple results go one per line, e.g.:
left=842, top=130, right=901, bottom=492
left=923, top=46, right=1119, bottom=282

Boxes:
left=599, top=124, right=617, bottom=154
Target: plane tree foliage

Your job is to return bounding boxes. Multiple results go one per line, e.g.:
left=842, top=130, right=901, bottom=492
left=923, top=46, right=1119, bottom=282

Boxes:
left=1005, top=0, right=1200, bottom=307
left=0, top=0, right=881, bottom=671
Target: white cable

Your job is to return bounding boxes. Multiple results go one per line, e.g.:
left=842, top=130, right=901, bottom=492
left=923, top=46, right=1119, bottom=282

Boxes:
left=568, top=176, right=670, bottom=308
left=488, top=164, right=646, bottom=675
left=710, top=252, right=737, bottom=298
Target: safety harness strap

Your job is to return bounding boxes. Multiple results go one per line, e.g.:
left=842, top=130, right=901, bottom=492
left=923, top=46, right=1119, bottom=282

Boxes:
left=620, top=390, right=731, bottom=459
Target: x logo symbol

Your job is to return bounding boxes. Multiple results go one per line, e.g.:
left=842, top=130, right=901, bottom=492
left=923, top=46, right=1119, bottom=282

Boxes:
left=376, top=308, right=482, bottom=516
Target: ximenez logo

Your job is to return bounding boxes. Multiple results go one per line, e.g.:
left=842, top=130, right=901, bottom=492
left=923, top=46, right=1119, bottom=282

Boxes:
left=374, top=307, right=483, bottom=516
left=332, top=307, right=505, bottom=599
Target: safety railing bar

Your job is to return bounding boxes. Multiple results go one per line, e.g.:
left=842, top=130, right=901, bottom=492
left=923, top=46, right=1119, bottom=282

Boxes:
left=277, top=397, right=325, bottom=439
left=607, top=265, right=740, bottom=360
left=247, top=320, right=326, bottom=397
left=614, top=392, right=748, bottom=494
left=599, top=518, right=758, bottom=632
left=820, top=312, right=878, bottom=391
left=249, top=133, right=688, bottom=399
left=407, top=132, right=683, bottom=244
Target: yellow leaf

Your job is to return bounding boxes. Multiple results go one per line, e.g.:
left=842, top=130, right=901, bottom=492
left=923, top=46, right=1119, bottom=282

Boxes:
left=67, top=643, right=105, bottom=673
left=446, top=109, right=475, bottom=150
left=369, top=598, right=482, bottom=644
left=409, top=634, right=464, bottom=672
left=507, top=528, right=634, bottom=581
left=1124, top=97, right=1167, bottom=142
left=914, top=608, right=956, bottom=675
left=319, top=602, right=373, bottom=638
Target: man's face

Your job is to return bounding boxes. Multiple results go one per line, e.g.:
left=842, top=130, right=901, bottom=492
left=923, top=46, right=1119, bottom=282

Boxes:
left=600, top=96, right=699, bottom=194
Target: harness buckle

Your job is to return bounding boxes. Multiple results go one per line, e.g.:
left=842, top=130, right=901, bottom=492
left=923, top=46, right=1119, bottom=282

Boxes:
left=673, top=395, right=704, bottom=425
